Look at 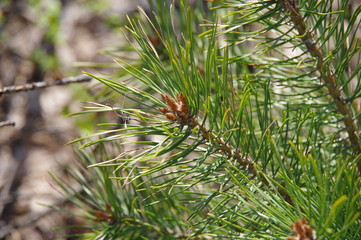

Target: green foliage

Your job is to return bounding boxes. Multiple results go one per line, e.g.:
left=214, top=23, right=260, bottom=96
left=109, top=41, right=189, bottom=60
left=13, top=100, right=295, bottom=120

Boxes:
left=57, top=0, right=361, bottom=239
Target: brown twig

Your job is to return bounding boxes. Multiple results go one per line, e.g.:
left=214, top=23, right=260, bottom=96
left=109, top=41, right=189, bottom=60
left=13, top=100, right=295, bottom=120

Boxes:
left=0, top=75, right=92, bottom=97
left=282, top=0, right=361, bottom=170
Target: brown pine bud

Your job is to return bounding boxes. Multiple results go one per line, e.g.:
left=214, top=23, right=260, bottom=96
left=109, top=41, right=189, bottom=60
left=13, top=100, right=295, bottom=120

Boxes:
left=161, top=94, right=168, bottom=103
left=288, top=217, right=315, bottom=240
left=95, top=210, right=115, bottom=222
left=159, top=107, right=169, bottom=114
left=165, top=112, right=177, bottom=121
left=177, top=92, right=189, bottom=114
left=165, top=95, right=179, bottom=112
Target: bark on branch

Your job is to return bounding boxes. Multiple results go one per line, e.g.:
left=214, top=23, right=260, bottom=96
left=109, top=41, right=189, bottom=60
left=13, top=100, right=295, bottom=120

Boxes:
left=283, top=0, right=361, bottom=171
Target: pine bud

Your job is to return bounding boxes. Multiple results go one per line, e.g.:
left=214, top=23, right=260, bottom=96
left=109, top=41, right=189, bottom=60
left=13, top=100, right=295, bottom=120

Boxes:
left=159, top=107, right=169, bottom=114
left=165, top=113, right=177, bottom=121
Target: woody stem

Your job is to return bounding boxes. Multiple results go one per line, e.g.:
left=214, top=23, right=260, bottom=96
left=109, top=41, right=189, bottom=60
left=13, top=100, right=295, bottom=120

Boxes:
left=187, top=117, right=293, bottom=204
left=284, top=0, right=361, bottom=172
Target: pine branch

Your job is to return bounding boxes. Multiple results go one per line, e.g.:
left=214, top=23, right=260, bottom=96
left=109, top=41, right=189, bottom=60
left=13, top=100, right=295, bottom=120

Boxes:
left=54, top=1, right=361, bottom=238
left=159, top=93, right=293, bottom=204
left=0, top=75, right=92, bottom=96
left=159, top=93, right=255, bottom=172
left=282, top=0, right=361, bottom=169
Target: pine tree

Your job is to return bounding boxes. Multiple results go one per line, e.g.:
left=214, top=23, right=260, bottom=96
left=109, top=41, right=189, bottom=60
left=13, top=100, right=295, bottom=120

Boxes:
left=54, top=0, right=361, bottom=239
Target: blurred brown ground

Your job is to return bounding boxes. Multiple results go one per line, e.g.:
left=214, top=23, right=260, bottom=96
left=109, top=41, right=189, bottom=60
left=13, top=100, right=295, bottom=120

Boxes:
left=0, top=1, right=147, bottom=239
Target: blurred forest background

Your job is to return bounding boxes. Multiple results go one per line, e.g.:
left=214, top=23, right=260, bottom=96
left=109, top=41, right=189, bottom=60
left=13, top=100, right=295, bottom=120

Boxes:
left=0, top=1, right=147, bottom=239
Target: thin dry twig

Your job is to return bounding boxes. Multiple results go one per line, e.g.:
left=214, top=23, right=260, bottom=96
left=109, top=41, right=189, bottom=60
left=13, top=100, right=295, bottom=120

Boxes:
left=0, top=121, right=15, bottom=128
left=0, top=75, right=92, bottom=97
